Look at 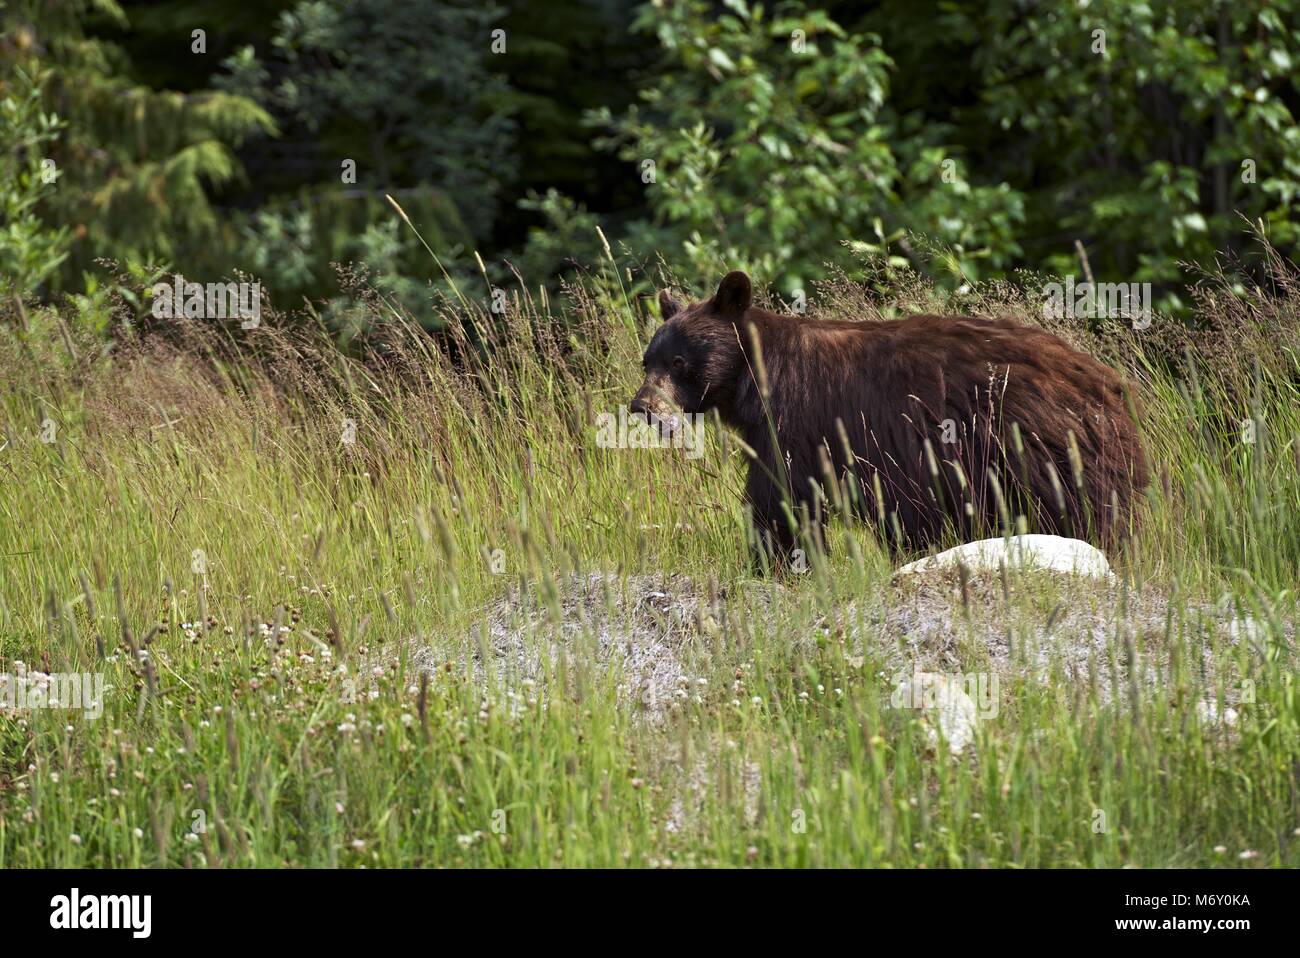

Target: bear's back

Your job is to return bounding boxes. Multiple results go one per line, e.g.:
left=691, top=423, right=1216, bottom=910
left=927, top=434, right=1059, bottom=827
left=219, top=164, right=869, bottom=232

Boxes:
left=776, top=310, right=1145, bottom=550
left=794, top=312, right=1128, bottom=405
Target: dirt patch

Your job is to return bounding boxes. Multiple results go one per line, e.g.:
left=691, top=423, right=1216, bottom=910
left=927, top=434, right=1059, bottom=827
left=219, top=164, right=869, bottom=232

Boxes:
left=842, top=566, right=1286, bottom=705
left=411, top=572, right=777, bottom=717
left=413, top=565, right=1290, bottom=718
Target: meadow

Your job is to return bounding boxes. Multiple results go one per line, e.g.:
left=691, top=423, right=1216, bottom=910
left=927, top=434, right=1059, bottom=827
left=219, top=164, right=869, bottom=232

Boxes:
left=0, top=241, right=1297, bottom=868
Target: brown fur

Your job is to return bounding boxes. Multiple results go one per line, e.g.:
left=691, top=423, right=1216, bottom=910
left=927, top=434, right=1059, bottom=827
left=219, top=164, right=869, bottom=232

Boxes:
left=630, top=271, right=1149, bottom=566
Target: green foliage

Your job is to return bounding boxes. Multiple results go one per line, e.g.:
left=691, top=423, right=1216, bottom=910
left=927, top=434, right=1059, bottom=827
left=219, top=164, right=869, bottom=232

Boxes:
left=6, top=0, right=1300, bottom=326
left=237, top=188, right=471, bottom=323
left=931, top=0, right=1300, bottom=303
left=221, top=0, right=515, bottom=240
left=510, top=188, right=608, bottom=286
left=587, top=0, right=1300, bottom=305
left=1, top=0, right=275, bottom=295
left=592, top=0, right=1026, bottom=292
left=0, top=63, right=69, bottom=296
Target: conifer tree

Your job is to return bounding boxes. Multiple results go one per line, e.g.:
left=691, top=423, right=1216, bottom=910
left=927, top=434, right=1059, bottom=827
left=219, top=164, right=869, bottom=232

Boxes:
left=0, top=0, right=274, bottom=293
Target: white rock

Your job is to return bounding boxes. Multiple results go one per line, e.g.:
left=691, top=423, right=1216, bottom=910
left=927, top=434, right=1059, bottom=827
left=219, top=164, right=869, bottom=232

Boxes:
left=891, top=672, right=978, bottom=755
left=894, top=534, right=1113, bottom=580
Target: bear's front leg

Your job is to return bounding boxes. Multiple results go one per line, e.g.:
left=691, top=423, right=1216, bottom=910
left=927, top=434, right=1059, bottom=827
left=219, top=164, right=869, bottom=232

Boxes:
left=746, top=464, right=824, bottom=575
left=746, top=463, right=792, bottom=573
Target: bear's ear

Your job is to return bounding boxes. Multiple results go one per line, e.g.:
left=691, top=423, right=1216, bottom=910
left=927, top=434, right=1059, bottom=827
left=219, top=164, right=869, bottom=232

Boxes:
left=713, top=271, right=752, bottom=316
left=658, top=289, right=682, bottom=322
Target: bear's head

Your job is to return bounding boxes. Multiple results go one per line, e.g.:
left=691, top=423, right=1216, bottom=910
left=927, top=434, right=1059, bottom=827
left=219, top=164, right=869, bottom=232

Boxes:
left=629, top=270, right=753, bottom=432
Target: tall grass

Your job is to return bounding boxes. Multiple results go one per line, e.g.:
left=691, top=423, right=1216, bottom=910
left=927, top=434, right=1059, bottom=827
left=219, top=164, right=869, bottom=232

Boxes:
left=0, top=244, right=1295, bottom=867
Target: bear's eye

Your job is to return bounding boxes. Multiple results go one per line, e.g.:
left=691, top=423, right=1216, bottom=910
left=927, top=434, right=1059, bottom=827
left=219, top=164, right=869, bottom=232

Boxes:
left=671, top=355, right=688, bottom=373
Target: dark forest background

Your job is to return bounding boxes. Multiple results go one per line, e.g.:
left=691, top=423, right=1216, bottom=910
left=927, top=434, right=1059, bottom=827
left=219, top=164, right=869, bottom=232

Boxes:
left=5, top=0, right=1300, bottom=328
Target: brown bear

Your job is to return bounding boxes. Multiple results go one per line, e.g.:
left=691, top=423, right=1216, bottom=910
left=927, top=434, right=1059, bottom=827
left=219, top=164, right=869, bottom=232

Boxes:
left=629, top=271, right=1148, bottom=568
